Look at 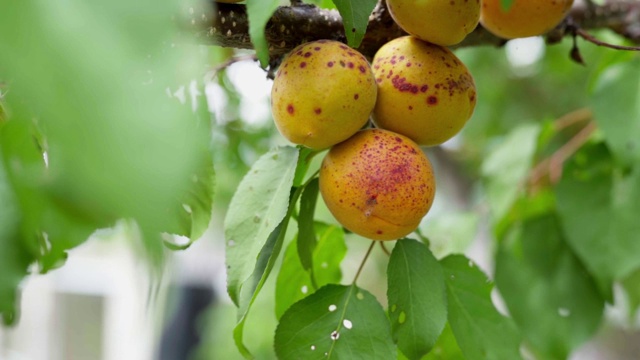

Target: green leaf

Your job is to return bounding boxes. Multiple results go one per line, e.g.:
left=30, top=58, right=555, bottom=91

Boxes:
left=440, top=255, right=522, bottom=360
left=275, top=284, right=396, bottom=360
left=387, top=239, right=447, bottom=360
left=297, top=178, right=319, bottom=272
left=276, top=223, right=346, bottom=319
left=332, top=0, right=377, bottom=48
left=225, top=146, right=299, bottom=305
left=495, top=214, right=604, bottom=359
left=482, top=124, right=540, bottom=220
left=246, top=0, right=281, bottom=67
left=499, top=0, right=515, bottom=11
left=591, top=57, right=640, bottom=166
left=556, top=143, right=640, bottom=284
left=234, top=215, right=290, bottom=358
left=422, top=323, right=464, bottom=360
left=621, top=268, right=640, bottom=319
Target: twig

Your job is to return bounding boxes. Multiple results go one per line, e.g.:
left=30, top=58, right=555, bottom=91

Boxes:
left=528, top=121, right=597, bottom=187
left=204, top=53, right=258, bottom=82
left=553, top=108, right=592, bottom=131
left=352, top=241, right=376, bottom=285
left=576, top=28, right=640, bottom=51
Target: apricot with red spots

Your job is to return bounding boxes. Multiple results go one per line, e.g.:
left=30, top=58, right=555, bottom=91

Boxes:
left=481, top=0, right=574, bottom=39
left=387, top=0, right=480, bottom=46
left=319, top=129, right=435, bottom=241
left=372, top=36, right=476, bottom=146
left=271, top=40, right=377, bottom=150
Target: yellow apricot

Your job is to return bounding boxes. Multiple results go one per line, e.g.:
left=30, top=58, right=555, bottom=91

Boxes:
left=271, top=40, right=377, bottom=150
left=319, top=129, right=435, bottom=241
left=387, top=0, right=480, bottom=46
left=371, top=36, right=476, bottom=146
left=481, top=0, right=574, bottom=39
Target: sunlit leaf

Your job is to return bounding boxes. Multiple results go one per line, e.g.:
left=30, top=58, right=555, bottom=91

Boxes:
left=387, top=239, right=447, bottom=360
left=496, top=214, right=604, bottom=358
left=591, top=58, right=640, bottom=166
left=225, top=146, right=299, bottom=305
left=332, top=0, right=377, bottom=48
left=440, top=255, right=522, bottom=360
left=275, top=284, right=396, bottom=359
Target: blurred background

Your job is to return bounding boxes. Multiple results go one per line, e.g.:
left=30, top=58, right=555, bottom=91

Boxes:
left=1, top=1, right=640, bottom=358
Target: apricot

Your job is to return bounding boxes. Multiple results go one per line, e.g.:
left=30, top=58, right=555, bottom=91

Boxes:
left=387, top=0, right=480, bottom=46
left=480, top=0, right=574, bottom=39
left=319, top=129, right=435, bottom=241
left=371, top=36, right=476, bottom=146
left=271, top=40, right=377, bottom=150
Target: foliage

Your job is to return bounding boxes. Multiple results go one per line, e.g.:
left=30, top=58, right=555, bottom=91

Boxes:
left=2, top=0, right=640, bottom=359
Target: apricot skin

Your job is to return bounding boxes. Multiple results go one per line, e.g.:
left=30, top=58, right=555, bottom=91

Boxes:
left=387, top=0, right=480, bottom=46
left=481, top=0, right=574, bottom=39
left=271, top=40, right=377, bottom=150
left=319, top=129, right=435, bottom=241
left=371, top=36, right=476, bottom=147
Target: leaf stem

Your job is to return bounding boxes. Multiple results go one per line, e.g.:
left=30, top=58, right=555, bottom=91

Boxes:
left=352, top=241, right=376, bottom=285
left=379, top=241, right=390, bottom=256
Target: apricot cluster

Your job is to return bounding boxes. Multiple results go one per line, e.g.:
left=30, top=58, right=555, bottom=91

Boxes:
left=271, top=0, right=575, bottom=241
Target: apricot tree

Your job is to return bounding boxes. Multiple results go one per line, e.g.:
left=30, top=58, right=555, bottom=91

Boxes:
left=1, top=0, right=640, bottom=359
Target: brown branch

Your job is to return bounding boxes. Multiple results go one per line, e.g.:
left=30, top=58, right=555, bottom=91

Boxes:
left=576, top=28, right=640, bottom=50
left=185, top=0, right=640, bottom=60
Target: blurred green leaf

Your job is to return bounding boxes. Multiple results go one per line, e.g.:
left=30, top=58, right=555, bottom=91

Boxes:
left=420, top=212, right=479, bottom=259
left=482, top=124, right=540, bottom=220
left=297, top=178, right=319, bottom=272
left=397, top=323, right=464, bottom=360
left=274, top=284, right=396, bottom=359
left=621, top=268, right=640, bottom=319
left=332, top=0, right=377, bottom=48
left=440, top=255, right=522, bottom=360
left=591, top=57, right=640, bottom=166
left=0, top=0, right=211, bottom=265
left=495, top=214, right=604, bottom=359
left=246, top=0, right=281, bottom=67
left=388, top=239, right=447, bottom=360
left=556, top=143, right=640, bottom=285
left=0, top=149, right=34, bottom=325
left=494, top=188, right=555, bottom=241
left=225, top=146, right=299, bottom=305
left=276, top=222, right=346, bottom=319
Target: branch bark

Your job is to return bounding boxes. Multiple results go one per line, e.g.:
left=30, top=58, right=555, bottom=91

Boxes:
left=188, top=0, right=640, bottom=60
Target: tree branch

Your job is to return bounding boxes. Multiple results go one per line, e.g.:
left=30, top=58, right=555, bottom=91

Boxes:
left=188, top=0, right=640, bottom=60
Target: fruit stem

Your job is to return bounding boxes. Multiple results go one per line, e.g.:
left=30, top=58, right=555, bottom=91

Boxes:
left=352, top=241, right=376, bottom=285
left=379, top=241, right=390, bottom=256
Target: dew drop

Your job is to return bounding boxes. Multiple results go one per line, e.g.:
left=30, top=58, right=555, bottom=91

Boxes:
left=253, top=215, right=261, bottom=223
left=301, top=285, right=308, bottom=294
left=398, top=311, right=406, bottom=324
left=328, top=304, right=337, bottom=312
left=558, top=308, right=571, bottom=317
left=390, top=304, right=397, bottom=312
left=321, top=262, right=328, bottom=268
left=356, top=292, right=364, bottom=300
left=343, top=319, right=353, bottom=329
left=310, top=345, right=316, bottom=351
left=182, top=204, right=192, bottom=213
left=450, top=275, right=455, bottom=280
left=468, top=260, right=474, bottom=267
left=330, top=331, right=340, bottom=340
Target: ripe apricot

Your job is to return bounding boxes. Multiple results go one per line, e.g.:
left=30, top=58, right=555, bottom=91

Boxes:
left=387, top=0, right=480, bottom=46
left=481, top=0, right=574, bottom=39
left=271, top=40, right=377, bottom=150
left=371, top=36, right=476, bottom=146
left=319, top=129, right=435, bottom=241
